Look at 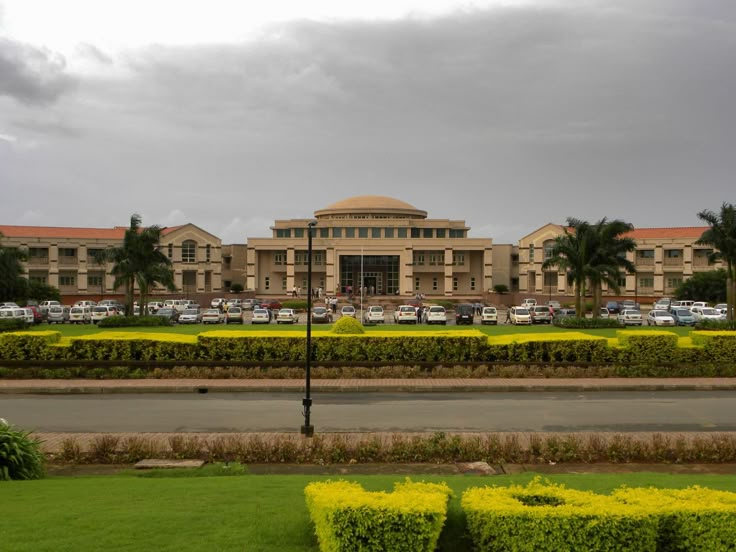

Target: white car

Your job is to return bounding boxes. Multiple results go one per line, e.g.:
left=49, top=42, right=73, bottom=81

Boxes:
left=0, top=307, right=33, bottom=324
left=394, top=305, right=418, bottom=324
left=481, top=306, right=498, bottom=325
left=599, top=307, right=610, bottom=319
left=73, top=300, right=97, bottom=308
left=202, top=309, right=225, bottom=324
left=691, top=307, right=725, bottom=322
left=164, top=299, right=189, bottom=313
left=69, top=306, right=92, bottom=324
left=647, top=309, right=675, bottom=326
left=521, top=298, right=537, bottom=309
left=276, top=308, right=299, bottom=324
left=617, top=309, right=643, bottom=326
left=91, top=305, right=117, bottom=323
left=653, top=298, right=671, bottom=311
left=509, top=306, right=532, bottom=325
left=251, top=308, right=271, bottom=324
left=423, top=305, right=447, bottom=325
left=340, top=305, right=356, bottom=318
left=178, top=308, right=202, bottom=324
left=211, top=298, right=226, bottom=308
left=363, top=306, right=385, bottom=324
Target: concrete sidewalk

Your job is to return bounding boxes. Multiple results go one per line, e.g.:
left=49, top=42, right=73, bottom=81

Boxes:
left=2, top=377, right=736, bottom=394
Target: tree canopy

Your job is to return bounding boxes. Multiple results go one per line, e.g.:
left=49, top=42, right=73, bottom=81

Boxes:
left=697, top=203, right=736, bottom=320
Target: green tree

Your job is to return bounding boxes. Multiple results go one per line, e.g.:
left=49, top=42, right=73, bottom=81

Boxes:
left=99, top=215, right=176, bottom=315
left=542, top=218, right=593, bottom=315
left=493, top=284, right=509, bottom=295
left=0, top=233, right=28, bottom=302
left=697, top=203, right=736, bottom=320
left=675, top=270, right=727, bottom=303
left=587, top=219, right=636, bottom=317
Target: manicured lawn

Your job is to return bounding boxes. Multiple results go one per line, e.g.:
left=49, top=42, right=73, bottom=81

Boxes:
left=2, top=472, right=736, bottom=551
left=24, top=322, right=694, bottom=339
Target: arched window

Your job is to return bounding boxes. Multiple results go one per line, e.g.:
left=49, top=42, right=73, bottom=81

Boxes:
left=543, top=240, right=555, bottom=261
left=182, top=240, right=197, bottom=263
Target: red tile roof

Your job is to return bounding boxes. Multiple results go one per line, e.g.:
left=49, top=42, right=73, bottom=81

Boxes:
left=624, top=227, right=709, bottom=239
left=0, top=224, right=185, bottom=240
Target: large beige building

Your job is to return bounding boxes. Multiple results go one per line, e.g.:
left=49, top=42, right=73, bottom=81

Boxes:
left=517, top=223, right=720, bottom=298
left=245, top=196, right=494, bottom=297
left=0, top=223, right=222, bottom=299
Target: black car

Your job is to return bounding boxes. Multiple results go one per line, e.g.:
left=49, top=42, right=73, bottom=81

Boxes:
left=155, top=308, right=179, bottom=323
left=455, top=303, right=474, bottom=325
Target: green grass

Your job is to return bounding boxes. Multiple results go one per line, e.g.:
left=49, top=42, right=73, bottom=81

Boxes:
left=2, top=472, right=736, bottom=551
left=25, top=322, right=694, bottom=339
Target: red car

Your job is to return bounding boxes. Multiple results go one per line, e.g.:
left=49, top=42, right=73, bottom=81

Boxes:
left=258, top=299, right=283, bottom=311
left=29, top=305, right=43, bottom=324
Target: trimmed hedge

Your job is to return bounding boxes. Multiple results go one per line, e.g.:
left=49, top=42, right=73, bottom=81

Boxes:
left=0, top=319, right=27, bottom=333
left=97, top=316, right=172, bottom=328
left=462, top=478, right=657, bottom=551
left=305, top=479, right=452, bottom=552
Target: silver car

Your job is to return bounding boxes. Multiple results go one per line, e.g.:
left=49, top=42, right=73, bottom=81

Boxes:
left=647, top=310, right=675, bottom=326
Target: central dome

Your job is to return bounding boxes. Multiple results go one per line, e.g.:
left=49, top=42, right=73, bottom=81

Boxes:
left=315, top=195, right=427, bottom=219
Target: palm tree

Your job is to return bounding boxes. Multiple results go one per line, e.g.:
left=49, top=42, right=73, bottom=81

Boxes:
left=697, top=203, right=736, bottom=321
left=587, top=219, right=636, bottom=317
left=100, top=214, right=176, bottom=315
left=542, top=218, right=593, bottom=315
left=0, top=232, right=28, bottom=302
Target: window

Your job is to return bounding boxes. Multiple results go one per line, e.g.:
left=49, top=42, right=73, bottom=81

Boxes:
left=182, top=240, right=196, bottom=263
left=639, top=277, right=654, bottom=288
left=529, top=244, right=535, bottom=263
left=470, top=277, right=476, bottom=291
left=314, top=252, right=324, bottom=266
left=295, top=252, right=308, bottom=265
left=29, top=275, right=47, bottom=285
left=413, top=253, right=425, bottom=266
left=282, top=277, right=287, bottom=290
left=294, top=228, right=304, bottom=238
left=543, top=240, right=555, bottom=261
left=205, top=244, right=211, bottom=262
left=414, top=277, right=420, bottom=291
left=276, top=229, right=291, bottom=238
left=666, top=277, right=683, bottom=288
left=223, top=256, right=231, bottom=268
left=29, top=247, right=49, bottom=259
left=274, top=251, right=287, bottom=265
left=371, top=228, right=381, bottom=238
left=397, top=228, right=407, bottom=238
left=264, top=276, right=270, bottom=290
left=511, top=253, right=519, bottom=262
left=449, top=229, right=464, bottom=238
left=432, top=277, right=438, bottom=291
left=665, top=249, right=682, bottom=258
left=423, top=228, right=433, bottom=238
left=453, top=252, right=465, bottom=266
left=346, top=228, right=355, bottom=238
left=385, top=227, right=394, bottom=238
left=429, top=253, right=444, bottom=266
left=319, top=228, right=329, bottom=238
left=637, top=250, right=654, bottom=259
left=168, top=244, right=173, bottom=259
left=453, top=276, right=458, bottom=291
left=86, top=248, right=104, bottom=262
left=358, top=228, right=368, bottom=238
left=59, top=275, right=75, bottom=286
left=617, top=277, right=627, bottom=287
left=333, top=227, right=342, bottom=238
left=88, top=275, right=104, bottom=287
left=436, top=228, right=446, bottom=239
left=411, top=228, right=420, bottom=238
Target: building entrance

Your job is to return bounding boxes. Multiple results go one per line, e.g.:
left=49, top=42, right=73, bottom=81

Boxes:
left=339, top=255, right=399, bottom=296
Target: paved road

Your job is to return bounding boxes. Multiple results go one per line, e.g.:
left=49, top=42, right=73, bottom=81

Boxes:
left=3, top=390, right=736, bottom=433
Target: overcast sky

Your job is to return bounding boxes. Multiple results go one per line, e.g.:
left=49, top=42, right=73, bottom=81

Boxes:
left=1, top=0, right=734, bottom=244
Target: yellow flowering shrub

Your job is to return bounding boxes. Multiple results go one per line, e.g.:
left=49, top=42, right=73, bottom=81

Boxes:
left=487, top=332, right=609, bottom=363
left=305, top=478, right=452, bottom=552
left=462, top=478, right=657, bottom=551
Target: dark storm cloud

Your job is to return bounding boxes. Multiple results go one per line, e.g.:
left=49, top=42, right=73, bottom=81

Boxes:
left=0, top=37, right=76, bottom=104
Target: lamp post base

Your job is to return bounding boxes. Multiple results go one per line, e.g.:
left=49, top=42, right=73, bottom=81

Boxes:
left=300, top=425, right=314, bottom=437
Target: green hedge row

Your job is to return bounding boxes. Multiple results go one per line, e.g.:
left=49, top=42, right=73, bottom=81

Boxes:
left=2, top=331, right=736, bottom=369
left=462, top=479, right=736, bottom=552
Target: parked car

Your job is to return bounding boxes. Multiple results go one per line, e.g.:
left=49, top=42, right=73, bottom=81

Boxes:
left=0, top=307, right=32, bottom=324
left=617, top=309, right=643, bottom=326
left=163, top=299, right=189, bottom=313
left=38, top=300, right=61, bottom=317
left=546, top=301, right=561, bottom=310
left=276, top=308, right=299, bottom=324
left=670, top=300, right=694, bottom=311
left=647, top=309, right=675, bottom=326
left=556, top=308, right=577, bottom=318
left=225, top=306, right=244, bottom=324
left=242, top=299, right=258, bottom=310
left=201, top=309, right=224, bottom=324
left=481, top=306, right=498, bottom=325
left=604, top=301, right=620, bottom=314
left=91, top=305, right=118, bottom=324
left=714, top=303, right=728, bottom=314
left=178, top=308, right=202, bottom=324
left=395, top=305, right=419, bottom=324
left=509, top=306, right=532, bottom=325
left=251, top=308, right=271, bottom=324
left=530, top=306, right=552, bottom=324
left=28, top=306, right=43, bottom=324
left=226, top=299, right=243, bottom=308
left=671, top=308, right=696, bottom=326
left=211, top=298, right=226, bottom=308
left=599, top=307, right=610, bottom=319
left=423, top=305, right=447, bottom=325
left=260, top=299, right=283, bottom=311
left=46, top=305, right=70, bottom=324
left=363, top=306, right=384, bottom=324
left=620, top=300, right=640, bottom=311
left=653, top=298, right=672, bottom=311
left=521, top=298, right=537, bottom=309
left=155, top=308, right=180, bottom=323
left=454, top=303, right=474, bottom=325
left=312, top=307, right=333, bottom=324
left=69, top=306, right=92, bottom=324
left=340, top=305, right=356, bottom=319
left=691, top=301, right=709, bottom=310
left=691, top=306, right=725, bottom=322
left=73, top=300, right=97, bottom=309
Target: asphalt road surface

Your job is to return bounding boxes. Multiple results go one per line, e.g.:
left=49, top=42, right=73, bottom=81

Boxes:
left=2, top=391, right=736, bottom=433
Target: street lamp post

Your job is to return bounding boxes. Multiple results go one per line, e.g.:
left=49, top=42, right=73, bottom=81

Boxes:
left=301, top=220, right=317, bottom=437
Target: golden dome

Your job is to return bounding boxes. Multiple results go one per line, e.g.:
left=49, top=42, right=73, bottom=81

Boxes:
left=315, top=195, right=427, bottom=219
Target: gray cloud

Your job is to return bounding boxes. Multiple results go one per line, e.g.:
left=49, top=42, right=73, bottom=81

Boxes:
left=0, top=38, right=76, bottom=104
left=1, top=1, right=735, bottom=245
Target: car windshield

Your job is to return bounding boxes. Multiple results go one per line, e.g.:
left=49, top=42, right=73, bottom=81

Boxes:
left=674, top=309, right=690, bottom=315
left=158, top=309, right=174, bottom=314
left=183, top=309, right=198, bottom=315
left=483, top=308, right=496, bottom=313
left=702, top=308, right=718, bottom=315
left=93, top=307, right=107, bottom=312
left=429, top=307, right=444, bottom=313
left=516, top=308, right=529, bottom=315
left=254, top=309, right=267, bottom=315
left=370, top=307, right=383, bottom=312
left=229, top=307, right=241, bottom=313
left=343, top=307, right=355, bottom=312
left=313, top=308, right=326, bottom=314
